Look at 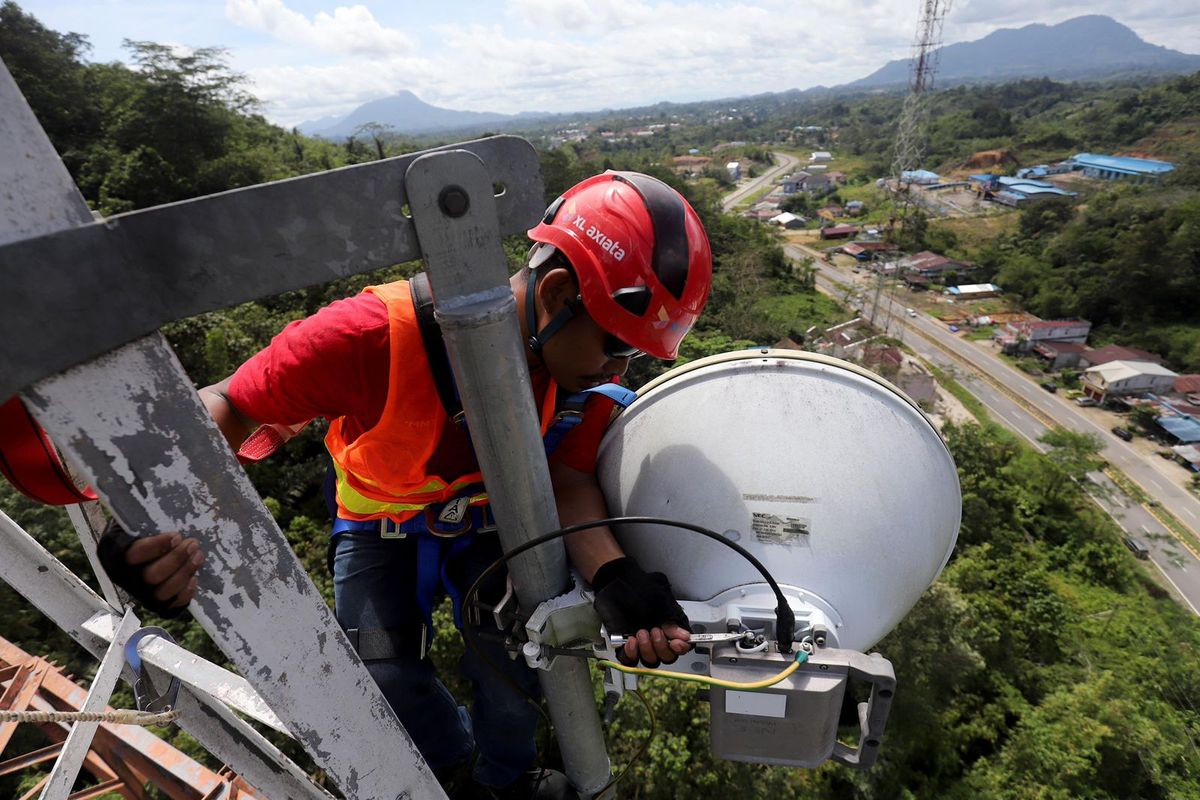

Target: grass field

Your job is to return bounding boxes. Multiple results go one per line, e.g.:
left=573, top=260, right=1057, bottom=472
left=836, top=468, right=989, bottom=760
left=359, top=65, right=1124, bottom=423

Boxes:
left=755, top=290, right=845, bottom=335
left=929, top=212, right=1020, bottom=256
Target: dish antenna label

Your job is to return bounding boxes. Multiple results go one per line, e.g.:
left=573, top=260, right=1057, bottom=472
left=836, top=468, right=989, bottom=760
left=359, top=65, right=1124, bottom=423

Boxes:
left=752, top=513, right=810, bottom=545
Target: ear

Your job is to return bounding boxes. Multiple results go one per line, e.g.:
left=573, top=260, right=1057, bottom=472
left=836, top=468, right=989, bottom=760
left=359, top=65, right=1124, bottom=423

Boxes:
left=535, top=267, right=579, bottom=318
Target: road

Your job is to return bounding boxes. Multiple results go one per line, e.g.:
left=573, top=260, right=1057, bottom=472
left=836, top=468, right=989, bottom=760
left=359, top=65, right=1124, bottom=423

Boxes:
left=787, top=244, right=1200, bottom=614
left=1087, top=471, right=1200, bottom=615
left=720, top=152, right=800, bottom=213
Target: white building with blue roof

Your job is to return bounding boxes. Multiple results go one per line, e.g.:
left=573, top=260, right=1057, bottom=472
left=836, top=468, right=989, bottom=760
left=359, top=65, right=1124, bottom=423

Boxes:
left=1070, top=153, right=1176, bottom=183
left=988, top=176, right=1076, bottom=207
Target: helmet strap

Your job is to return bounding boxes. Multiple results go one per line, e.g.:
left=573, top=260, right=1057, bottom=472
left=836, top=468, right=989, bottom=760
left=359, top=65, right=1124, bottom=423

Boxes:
left=525, top=267, right=578, bottom=357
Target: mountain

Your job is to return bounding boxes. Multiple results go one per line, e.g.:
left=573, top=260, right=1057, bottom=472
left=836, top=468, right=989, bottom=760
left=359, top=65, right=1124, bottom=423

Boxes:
left=297, top=90, right=547, bottom=139
left=849, top=15, right=1200, bottom=89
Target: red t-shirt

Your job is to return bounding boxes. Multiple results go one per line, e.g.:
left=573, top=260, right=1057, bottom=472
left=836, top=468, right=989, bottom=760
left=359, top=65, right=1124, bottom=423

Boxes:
left=228, top=291, right=612, bottom=477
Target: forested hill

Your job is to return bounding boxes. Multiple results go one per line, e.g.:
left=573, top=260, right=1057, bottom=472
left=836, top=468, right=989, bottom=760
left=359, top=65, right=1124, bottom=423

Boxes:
left=850, top=15, right=1200, bottom=88
left=2, top=2, right=1200, bottom=799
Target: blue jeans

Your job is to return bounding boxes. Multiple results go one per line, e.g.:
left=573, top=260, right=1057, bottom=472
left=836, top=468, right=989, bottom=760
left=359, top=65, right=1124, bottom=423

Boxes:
left=332, top=531, right=541, bottom=787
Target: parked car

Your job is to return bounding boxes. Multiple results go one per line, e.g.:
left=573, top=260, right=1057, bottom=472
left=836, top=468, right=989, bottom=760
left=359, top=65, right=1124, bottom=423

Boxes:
left=906, top=307, right=917, bottom=317
left=1111, top=426, right=1134, bottom=442
left=948, top=325, right=960, bottom=333
left=1074, top=396, right=1098, bottom=407
left=1039, top=382, right=1057, bottom=393
left=1123, top=536, right=1151, bottom=560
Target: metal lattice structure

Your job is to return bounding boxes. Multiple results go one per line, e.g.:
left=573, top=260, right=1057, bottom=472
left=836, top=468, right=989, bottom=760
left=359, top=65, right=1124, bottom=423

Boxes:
left=0, top=636, right=263, bottom=799
left=871, top=0, right=953, bottom=332
left=0, top=52, right=612, bottom=800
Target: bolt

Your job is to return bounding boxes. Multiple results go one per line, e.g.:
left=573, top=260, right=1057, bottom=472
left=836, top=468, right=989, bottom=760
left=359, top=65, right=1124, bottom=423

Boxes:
left=439, top=186, right=470, bottom=218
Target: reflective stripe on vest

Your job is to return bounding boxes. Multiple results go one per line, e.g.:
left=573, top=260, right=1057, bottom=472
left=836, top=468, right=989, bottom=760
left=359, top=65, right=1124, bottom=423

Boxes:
left=325, top=279, right=560, bottom=523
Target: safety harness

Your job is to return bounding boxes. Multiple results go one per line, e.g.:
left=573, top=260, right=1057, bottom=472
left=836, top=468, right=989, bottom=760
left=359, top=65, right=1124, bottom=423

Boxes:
left=333, top=272, right=634, bottom=659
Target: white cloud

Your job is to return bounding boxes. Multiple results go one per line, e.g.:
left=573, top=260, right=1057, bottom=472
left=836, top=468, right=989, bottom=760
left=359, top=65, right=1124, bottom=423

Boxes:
left=508, top=0, right=657, bottom=32
left=226, top=0, right=1200, bottom=128
left=225, top=0, right=417, bottom=56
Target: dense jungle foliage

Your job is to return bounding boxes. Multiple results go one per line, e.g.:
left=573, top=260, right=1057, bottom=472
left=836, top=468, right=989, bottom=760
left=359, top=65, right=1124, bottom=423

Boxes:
left=2, top=3, right=1199, bottom=798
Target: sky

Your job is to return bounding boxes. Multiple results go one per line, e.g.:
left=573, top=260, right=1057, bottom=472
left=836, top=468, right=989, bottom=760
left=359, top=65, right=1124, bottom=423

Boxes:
left=15, top=0, right=1200, bottom=128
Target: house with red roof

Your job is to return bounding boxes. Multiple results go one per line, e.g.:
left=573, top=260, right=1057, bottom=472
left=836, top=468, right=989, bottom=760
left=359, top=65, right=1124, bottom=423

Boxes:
left=901, top=251, right=975, bottom=278
left=819, top=224, right=860, bottom=240
left=1079, top=344, right=1165, bottom=369
left=996, top=318, right=1091, bottom=354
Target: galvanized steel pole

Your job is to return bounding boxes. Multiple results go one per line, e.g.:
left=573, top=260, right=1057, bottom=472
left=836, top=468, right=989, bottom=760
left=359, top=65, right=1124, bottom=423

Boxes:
left=406, top=151, right=613, bottom=797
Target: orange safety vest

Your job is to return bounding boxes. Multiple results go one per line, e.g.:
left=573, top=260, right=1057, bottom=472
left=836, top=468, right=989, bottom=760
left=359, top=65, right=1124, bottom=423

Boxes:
left=324, top=280, right=560, bottom=523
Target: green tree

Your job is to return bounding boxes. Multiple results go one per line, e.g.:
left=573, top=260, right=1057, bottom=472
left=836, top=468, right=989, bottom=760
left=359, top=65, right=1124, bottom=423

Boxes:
left=0, top=0, right=102, bottom=174
left=1038, top=427, right=1104, bottom=484
left=1129, top=404, right=1159, bottom=433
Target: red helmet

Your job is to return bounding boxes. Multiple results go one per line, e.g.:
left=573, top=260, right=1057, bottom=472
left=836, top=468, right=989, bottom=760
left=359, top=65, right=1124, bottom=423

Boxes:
left=527, top=171, right=712, bottom=360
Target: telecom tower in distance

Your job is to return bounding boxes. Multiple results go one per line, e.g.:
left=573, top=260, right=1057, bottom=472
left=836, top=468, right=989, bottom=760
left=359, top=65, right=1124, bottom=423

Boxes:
left=872, top=0, right=952, bottom=330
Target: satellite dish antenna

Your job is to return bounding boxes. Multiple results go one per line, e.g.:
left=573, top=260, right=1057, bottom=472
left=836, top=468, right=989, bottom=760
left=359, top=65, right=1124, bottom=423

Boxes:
left=595, top=348, right=961, bottom=767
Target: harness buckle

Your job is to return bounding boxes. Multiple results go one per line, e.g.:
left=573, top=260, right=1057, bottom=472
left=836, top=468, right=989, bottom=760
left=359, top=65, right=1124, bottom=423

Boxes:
left=379, top=517, right=405, bottom=539
left=424, top=501, right=473, bottom=538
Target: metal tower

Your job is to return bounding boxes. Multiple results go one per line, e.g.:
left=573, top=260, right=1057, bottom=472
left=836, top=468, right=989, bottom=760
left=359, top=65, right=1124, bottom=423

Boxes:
left=870, top=0, right=953, bottom=332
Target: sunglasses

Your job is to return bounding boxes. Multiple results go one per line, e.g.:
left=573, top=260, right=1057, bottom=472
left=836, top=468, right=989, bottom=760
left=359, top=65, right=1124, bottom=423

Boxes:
left=603, top=333, right=644, bottom=360
left=565, top=297, right=644, bottom=360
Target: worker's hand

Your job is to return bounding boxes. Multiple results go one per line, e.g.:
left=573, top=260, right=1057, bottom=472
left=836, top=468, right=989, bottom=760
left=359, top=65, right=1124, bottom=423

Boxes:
left=591, top=557, right=691, bottom=668
left=96, top=520, right=203, bottom=618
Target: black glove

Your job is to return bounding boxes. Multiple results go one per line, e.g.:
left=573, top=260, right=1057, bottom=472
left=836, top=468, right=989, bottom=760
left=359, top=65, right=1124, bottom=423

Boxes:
left=592, top=557, right=690, bottom=665
left=96, top=520, right=188, bottom=618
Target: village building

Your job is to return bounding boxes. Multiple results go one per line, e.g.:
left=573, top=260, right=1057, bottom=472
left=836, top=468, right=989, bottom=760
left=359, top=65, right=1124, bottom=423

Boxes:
left=1172, top=443, right=1200, bottom=471
left=862, top=344, right=903, bottom=376
left=901, top=251, right=974, bottom=278
left=810, top=151, right=833, bottom=162
left=901, top=169, right=940, bottom=185
left=819, top=224, right=860, bottom=240
left=842, top=243, right=871, bottom=261
left=1081, top=360, right=1180, bottom=401
left=1033, top=341, right=1088, bottom=370
left=970, top=174, right=1077, bottom=205
left=1015, top=163, right=1072, bottom=179
left=944, top=283, right=1003, bottom=300
left=1079, top=344, right=1166, bottom=369
left=779, top=172, right=810, bottom=194
left=1154, top=407, right=1200, bottom=445
left=897, top=373, right=939, bottom=405
left=1071, top=153, right=1176, bottom=183
left=769, top=212, right=806, bottom=229
left=814, top=317, right=872, bottom=359
left=1175, top=374, right=1200, bottom=398
left=996, top=318, right=1091, bottom=353
left=725, top=161, right=742, bottom=181
left=803, top=173, right=835, bottom=194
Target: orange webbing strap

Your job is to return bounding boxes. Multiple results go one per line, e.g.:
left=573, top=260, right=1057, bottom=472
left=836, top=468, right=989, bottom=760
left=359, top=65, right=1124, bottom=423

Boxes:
left=0, top=395, right=98, bottom=505
left=236, top=421, right=311, bottom=464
